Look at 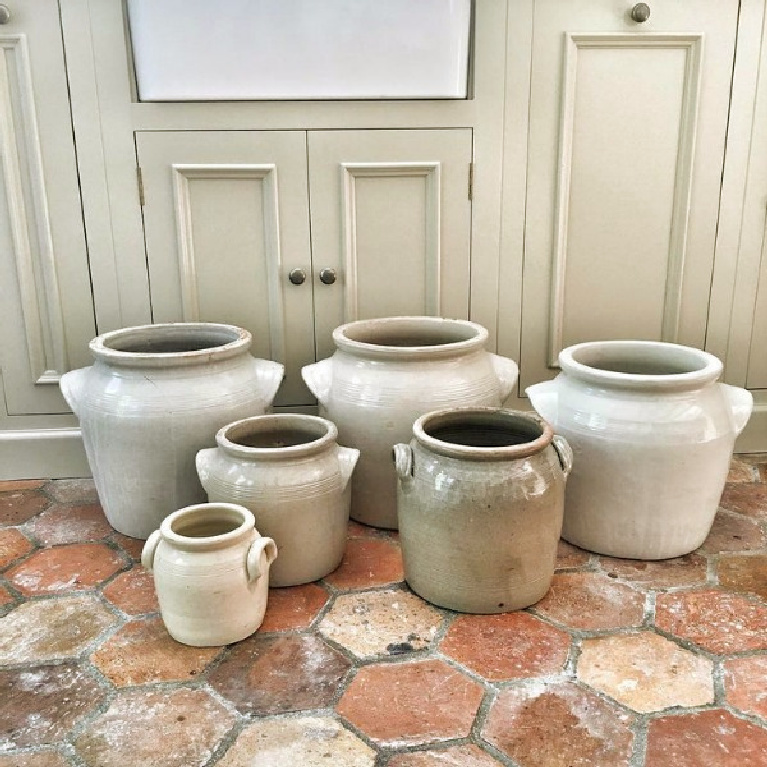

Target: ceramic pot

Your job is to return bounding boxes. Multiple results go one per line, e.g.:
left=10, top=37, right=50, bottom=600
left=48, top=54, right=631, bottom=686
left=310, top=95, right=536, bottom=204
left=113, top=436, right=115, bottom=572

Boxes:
left=302, top=316, right=519, bottom=529
left=60, top=323, right=284, bottom=538
left=196, top=414, right=359, bottom=587
left=527, top=340, right=753, bottom=560
left=141, top=503, right=277, bottom=646
left=393, top=408, right=571, bottom=613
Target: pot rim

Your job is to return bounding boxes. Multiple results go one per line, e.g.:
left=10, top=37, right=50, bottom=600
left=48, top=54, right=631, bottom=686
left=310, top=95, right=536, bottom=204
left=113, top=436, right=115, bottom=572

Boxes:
left=90, top=323, right=251, bottom=368
left=412, top=407, right=554, bottom=461
left=160, top=503, right=255, bottom=550
left=216, top=414, right=338, bottom=460
left=332, top=316, right=488, bottom=361
left=558, top=340, right=722, bottom=392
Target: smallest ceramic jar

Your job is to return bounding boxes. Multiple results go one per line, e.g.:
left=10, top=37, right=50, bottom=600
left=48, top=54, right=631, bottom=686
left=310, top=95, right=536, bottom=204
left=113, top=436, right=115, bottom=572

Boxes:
left=141, top=503, right=277, bottom=647
left=196, top=414, right=360, bottom=587
left=394, top=408, right=571, bottom=613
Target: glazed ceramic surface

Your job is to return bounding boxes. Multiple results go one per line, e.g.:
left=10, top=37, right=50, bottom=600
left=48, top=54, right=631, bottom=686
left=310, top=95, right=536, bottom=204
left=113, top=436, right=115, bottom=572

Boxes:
left=141, top=503, right=277, bottom=646
left=60, top=323, right=284, bottom=538
left=196, top=414, right=359, bottom=587
left=527, top=340, right=753, bottom=560
left=394, top=408, right=570, bottom=613
left=302, top=317, right=519, bottom=529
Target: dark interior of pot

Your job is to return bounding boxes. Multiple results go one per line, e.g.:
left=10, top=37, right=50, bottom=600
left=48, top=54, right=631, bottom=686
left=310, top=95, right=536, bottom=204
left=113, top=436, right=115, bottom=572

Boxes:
left=105, top=326, right=239, bottom=354
left=171, top=508, right=244, bottom=538
left=343, top=321, right=477, bottom=348
left=571, top=344, right=707, bottom=376
left=226, top=420, right=327, bottom=449
left=426, top=411, right=543, bottom=448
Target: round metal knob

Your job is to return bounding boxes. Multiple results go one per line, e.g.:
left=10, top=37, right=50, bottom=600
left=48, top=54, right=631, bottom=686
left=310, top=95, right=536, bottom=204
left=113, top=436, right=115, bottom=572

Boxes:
left=0, top=6, right=11, bottom=24
left=319, top=268, right=337, bottom=285
left=288, top=268, right=306, bottom=285
left=630, top=3, right=651, bottom=22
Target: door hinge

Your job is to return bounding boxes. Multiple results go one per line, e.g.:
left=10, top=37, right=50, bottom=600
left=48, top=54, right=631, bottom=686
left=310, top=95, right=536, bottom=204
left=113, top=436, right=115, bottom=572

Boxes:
left=137, top=166, right=145, bottom=207
left=468, top=162, right=474, bottom=200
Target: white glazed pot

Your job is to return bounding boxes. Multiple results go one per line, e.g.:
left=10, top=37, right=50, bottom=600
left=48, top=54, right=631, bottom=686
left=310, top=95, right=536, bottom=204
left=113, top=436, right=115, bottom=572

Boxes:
left=141, top=503, right=277, bottom=646
left=527, top=340, right=753, bottom=560
left=196, top=414, right=359, bottom=587
left=60, top=323, right=284, bottom=538
left=394, top=408, right=571, bottom=613
left=302, top=316, right=519, bottom=529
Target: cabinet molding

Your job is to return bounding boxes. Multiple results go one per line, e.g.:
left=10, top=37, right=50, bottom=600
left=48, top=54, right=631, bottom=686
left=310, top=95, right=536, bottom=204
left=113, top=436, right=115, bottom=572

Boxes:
left=0, top=34, right=66, bottom=384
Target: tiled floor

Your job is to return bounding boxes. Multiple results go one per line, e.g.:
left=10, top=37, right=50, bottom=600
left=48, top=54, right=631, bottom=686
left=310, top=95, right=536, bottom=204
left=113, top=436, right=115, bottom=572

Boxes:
left=2, top=457, right=767, bottom=766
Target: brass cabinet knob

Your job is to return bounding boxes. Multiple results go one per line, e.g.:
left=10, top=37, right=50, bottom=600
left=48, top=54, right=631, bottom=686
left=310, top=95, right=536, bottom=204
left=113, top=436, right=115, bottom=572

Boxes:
left=319, top=268, right=337, bottom=285
left=288, top=268, right=306, bottom=285
left=630, top=3, right=651, bottom=22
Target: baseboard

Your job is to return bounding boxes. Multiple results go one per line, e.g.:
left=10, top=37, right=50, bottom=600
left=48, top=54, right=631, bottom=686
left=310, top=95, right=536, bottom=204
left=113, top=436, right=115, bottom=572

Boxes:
left=0, top=427, right=91, bottom=480
left=735, top=398, right=767, bottom=454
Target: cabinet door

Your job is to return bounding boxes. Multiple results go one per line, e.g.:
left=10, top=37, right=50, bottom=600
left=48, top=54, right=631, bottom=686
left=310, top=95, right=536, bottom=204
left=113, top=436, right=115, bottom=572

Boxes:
left=308, top=129, right=473, bottom=360
left=136, top=131, right=315, bottom=406
left=0, top=0, right=96, bottom=414
left=516, top=0, right=738, bottom=389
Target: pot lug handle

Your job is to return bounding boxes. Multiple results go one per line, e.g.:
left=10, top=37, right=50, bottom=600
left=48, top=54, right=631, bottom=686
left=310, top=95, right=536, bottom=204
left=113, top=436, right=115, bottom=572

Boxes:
left=392, top=443, right=414, bottom=484
left=246, top=536, right=278, bottom=582
left=59, top=367, right=89, bottom=416
left=301, top=358, right=333, bottom=407
left=140, top=530, right=162, bottom=572
left=336, top=445, right=360, bottom=491
left=258, top=360, right=284, bottom=407
left=195, top=448, right=216, bottom=490
left=526, top=379, right=559, bottom=425
left=552, top=434, right=573, bottom=479
left=720, top=384, right=753, bottom=437
left=490, top=354, right=519, bottom=403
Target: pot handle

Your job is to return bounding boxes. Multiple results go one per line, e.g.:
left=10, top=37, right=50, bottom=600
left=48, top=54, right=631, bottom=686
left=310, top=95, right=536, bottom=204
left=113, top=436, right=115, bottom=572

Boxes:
left=59, top=367, right=89, bottom=416
left=490, top=354, right=519, bottom=403
left=257, top=360, right=285, bottom=408
left=140, top=530, right=162, bottom=572
left=195, top=448, right=216, bottom=491
left=246, top=536, right=278, bottom=582
left=526, top=379, right=559, bottom=425
left=552, top=435, right=573, bottom=479
left=301, top=358, right=333, bottom=407
left=721, top=384, right=753, bottom=437
left=336, top=445, right=360, bottom=491
left=392, top=443, right=414, bottom=485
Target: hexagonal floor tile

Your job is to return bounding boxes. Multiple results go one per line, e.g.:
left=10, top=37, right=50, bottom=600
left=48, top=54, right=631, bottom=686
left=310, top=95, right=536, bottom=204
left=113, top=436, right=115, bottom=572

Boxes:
left=728, top=458, right=760, bottom=483
left=323, top=538, right=403, bottom=589
left=91, top=617, right=222, bottom=686
left=42, top=478, right=99, bottom=505
left=717, top=554, right=767, bottom=599
left=0, top=663, right=105, bottom=749
left=598, top=553, right=708, bottom=589
left=700, top=509, right=766, bottom=554
left=533, top=572, right=645, bottom=631
left=0, top=528, right=34, bottom=569
left=577, top=632, right=713, bottom=713
left=655, top=590, right=767, bottom=654
left=0, top=487, right=48, bottom=525
left=388, top=745, right=503, bottom=766
left=482, top=682, right=634, bottom=767
left=319, top=589, right=442, bottom=659
left=724, top=655, right=767, bottom=719
left=73, top=688, right=236, bottom=767
left=0, top=480, right=45, bottom=492
left=110, top=533, right=145, bottom=560
left=208, top=634, right=351, bottom=715
left=645, top=709, right=767, bottom=767
left=6, top=543, right=127, bottom=595
left=556, top=539, right=591, bottom=569
left=259, top=583, right=329, bottom=632
left=216, top=716, right=375, bottom=767
left=0, top=595, right=116, bottom=664
left=101, top=566, right=159, bottom=615
left=0, top=752, right=70, bottom=767
left=439, top=612, right=570, bottom=680
left=719, top=482, right=767, bottom=519
left=337, top=659, right=484, bottom=747
left=27, top=503, right=112, bottom=546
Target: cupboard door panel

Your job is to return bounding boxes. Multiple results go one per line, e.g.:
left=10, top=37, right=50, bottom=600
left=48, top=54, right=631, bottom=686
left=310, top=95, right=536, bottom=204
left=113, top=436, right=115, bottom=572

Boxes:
left=136, top=131, right=315, bottom=405
left=517, top=0, right=738, bottom=390
left=308, top=129, right=473, bottom=360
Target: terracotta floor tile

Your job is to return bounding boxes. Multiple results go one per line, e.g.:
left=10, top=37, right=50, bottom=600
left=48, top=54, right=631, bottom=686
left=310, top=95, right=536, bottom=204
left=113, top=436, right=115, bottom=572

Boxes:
left=482, top=682, right=634, bottom=767
left=388, top=745, right=503, bottom=766
left=110, top=532, right=145, bottom=560
left=347, top=520, right=380, bottom=538
left=91, top=617, right=221, bottom=686
left=73, top=688, right=235, bottom=767
left=27, top=503, right=112, bottom=546
left=700, top=509, right=766, bottom=553
left=724, top=655, right=767, bottom=718
left=728, top=458, right=759, bottom=483
left=216, top=716, right=375, bottom=767
left=208, top=634, right=351, bottom=715
left=0, top=663, right=105, bottom=749
left=439, top=612, right=570, bottom=680
left=0, top=480, right=45, bottom=492
left=599, top=553, right=708, bottom=588
left=0, top=585, right=15, bottom=609
left=101, top=566, right=159, bottom=615
left=319, top=589, right=442, bottom=658
left=533, top=572, right=645, bottom=631
left=717, top=554, right=767, bottom=599
left=0, top=489, right=48, bottom=526
left=337, top=659, right=484, bottom=746
left=0, top=528, right=34, bottom=569
left=719, top=482, right=767, bottom=519
left=556, top=539, right=591, bottom=569
left=42, top=479, right=99, bottom=505
left=323, top=538, right=404, bottom=589
left=259, top=583, right=329, bottom=632
left=645, top=709, right=767, bottom=767
left=656, top=590, right=767, bottom=653
left=6, top=543, right=127, bottom=595
left=577, top=632, right=714, bottom=713
left=0, top=753, right=70, bottom=767
left=0, top=595, right=116, bottom=664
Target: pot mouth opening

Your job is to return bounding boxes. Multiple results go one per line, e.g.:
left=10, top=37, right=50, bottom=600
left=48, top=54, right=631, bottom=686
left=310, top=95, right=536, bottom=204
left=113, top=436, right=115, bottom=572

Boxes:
left=162, top=503, right=253, bottom=547
left=218, top=414, right=336, bottom=457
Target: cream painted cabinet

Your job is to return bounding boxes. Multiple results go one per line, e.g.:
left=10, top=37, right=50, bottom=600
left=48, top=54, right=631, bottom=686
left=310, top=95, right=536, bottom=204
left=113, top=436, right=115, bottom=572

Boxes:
left=137, top=129, right=473, bottom=405
left=505, top=0, right=739, bottom=390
